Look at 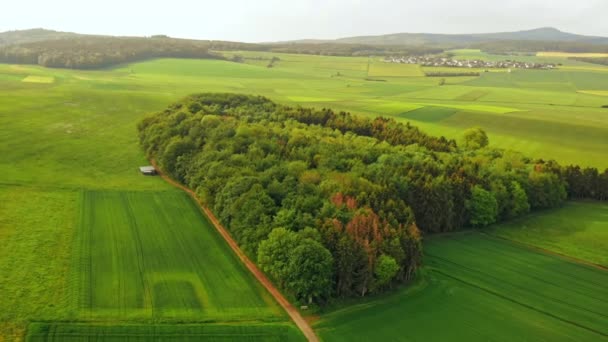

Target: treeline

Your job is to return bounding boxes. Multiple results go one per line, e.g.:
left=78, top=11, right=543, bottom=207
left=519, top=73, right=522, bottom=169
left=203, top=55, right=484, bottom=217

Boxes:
left=267, top=43, right=443, bottom=57
left=562, top=165, right=608, bottom=200
left=425, top=72, right=481, bottom=77
left=0, top=35, right=445, bottom=69
left=475, top=40, right=608, bottom=54
left=569, top=57, right=608, bottom=66
left=138, top=94, right=605, bottom=304
left=0, top=36, right=240, bottom=69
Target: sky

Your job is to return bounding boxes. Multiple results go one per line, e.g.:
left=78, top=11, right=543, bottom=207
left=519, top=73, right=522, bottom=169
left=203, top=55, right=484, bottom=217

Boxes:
left=1, top=0, right=606, bottom=42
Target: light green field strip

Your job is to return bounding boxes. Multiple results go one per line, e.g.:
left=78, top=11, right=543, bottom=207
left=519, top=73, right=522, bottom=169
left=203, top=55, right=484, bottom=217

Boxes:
left=578, top=90, right=608, bottom=97
left=488, top=201, right=608, bottom=266
left=537, top=52, right=608, bottom=58
left=407, top=102, right=522, bottom=114
left=22, top=75, right=55, bottom=83
left=316, top=232, right=608, bottom=341
left=26, top=322, right=306, bottom=341
left=368, top=62, right=425, bottom=77
left=287, top=96, right=337, bottom=102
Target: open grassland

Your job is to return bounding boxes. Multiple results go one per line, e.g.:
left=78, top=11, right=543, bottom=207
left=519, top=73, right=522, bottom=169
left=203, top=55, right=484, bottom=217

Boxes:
left=367, top=61, right=425, bottom=77
left=488, top=201, right=608, bottom=266
left=2, top=51, right=605, bottom=172
left=315, top=233, right=608, bottom=341
left=75, top=190, right=282, bottom=321
left=0, top=62, right=300, bottom=340
left=0, top=186, right=77, bottom=339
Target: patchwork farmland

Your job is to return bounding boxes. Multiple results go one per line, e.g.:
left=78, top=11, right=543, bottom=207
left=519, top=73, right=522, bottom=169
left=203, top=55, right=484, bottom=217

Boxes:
left=1, top=45, right=608, bottom=341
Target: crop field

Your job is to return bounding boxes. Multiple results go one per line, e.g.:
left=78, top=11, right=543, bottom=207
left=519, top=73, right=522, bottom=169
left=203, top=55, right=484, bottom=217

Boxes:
left=488, top=201, right=608, bottom=266
left=367, top=61, right=425, bottom=77
left=315, top=233, right=608, bottom=341
left=75, top=190, right=282, bottom=321
left=25, top=322, right=305, bottom=342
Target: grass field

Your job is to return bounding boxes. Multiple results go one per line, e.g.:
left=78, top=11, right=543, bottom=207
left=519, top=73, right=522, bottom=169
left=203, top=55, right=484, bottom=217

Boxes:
left=0, top=61, right=304, bottom=341
left=315, top=233, right=608, bottom=341
left=488, top=201, right=608, bottom=266
left=367, top=61, right=425, bottom=77
left=75, top=190, right=282, bottom=321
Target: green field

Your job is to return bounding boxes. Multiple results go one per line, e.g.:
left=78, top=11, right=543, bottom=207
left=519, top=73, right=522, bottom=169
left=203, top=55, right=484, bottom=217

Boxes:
left=315, top=233, right=608, bottom=341
left=367, top=61, right=425, bottom=77
left=26, top=322, right=304, bottom=342
left=0, top=61, right=306, bottom=340
left=76, top=190, right=282, bottom=321
left=488, top=201, right=608, bottom=266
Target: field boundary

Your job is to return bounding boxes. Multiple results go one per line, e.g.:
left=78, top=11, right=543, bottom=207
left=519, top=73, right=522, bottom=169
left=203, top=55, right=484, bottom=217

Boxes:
left=149, top=160, right=318, bottom=342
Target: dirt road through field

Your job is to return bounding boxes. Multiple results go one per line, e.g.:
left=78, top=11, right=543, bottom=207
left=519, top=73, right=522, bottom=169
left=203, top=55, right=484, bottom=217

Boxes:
left=150, top=160, right=319, bottom=342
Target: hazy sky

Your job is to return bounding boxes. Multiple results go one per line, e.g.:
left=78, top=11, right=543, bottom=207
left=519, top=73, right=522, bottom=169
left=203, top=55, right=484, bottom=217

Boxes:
left=1, top=0, right=606, bottom=42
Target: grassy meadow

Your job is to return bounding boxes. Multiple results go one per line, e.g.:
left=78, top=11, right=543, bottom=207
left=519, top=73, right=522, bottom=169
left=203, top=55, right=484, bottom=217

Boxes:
left=1, top=49, right=608, bottom=340
left=315, top=233, right=608, bottom=341
left=488, top=201, right=608, bottom=266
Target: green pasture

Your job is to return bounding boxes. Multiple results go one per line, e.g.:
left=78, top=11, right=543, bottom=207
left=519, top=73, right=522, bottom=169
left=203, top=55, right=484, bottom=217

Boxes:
left=315, top=233, right=608, bottom=341
left=367, top=61, right=425, bottom=77
left=488, top=201, right=608, bottom=266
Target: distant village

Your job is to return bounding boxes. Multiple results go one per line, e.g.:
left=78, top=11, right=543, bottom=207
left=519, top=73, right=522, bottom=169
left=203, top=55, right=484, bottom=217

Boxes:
left=384, top=56, right=557, bottom=70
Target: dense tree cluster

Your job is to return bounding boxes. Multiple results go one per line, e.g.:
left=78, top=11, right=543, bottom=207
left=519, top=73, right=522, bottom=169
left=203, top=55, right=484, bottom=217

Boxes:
left=562, top=165, right=608, bottom=200
left=0, top=36, right=238, bottom=69
left=569, top=57, right=608, bottom=66
left=267, top=43, right=443, bottom=57
left=425, top=72, right=481, bottom=77
left=0, top=28, right=80, bottom=47
left=137, top=93, right=603, bottom=304
left=475, top=40, right=608, bottom=54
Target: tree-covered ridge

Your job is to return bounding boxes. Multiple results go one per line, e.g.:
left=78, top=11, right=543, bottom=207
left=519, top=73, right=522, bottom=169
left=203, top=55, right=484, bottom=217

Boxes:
left=0, top=36, right=230, bottom=69
left=568, top=57, right=608, bottom=66
left=137, top=94, right=606, bottom=304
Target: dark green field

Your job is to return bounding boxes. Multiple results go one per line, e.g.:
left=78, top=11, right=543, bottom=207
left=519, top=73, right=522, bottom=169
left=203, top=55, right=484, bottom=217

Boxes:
left=315, top=233, right=608, bottom=341
left=26, top=323, right=304, bottom=342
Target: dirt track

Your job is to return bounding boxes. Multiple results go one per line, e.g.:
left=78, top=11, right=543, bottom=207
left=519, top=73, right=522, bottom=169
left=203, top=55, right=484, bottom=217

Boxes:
left=150, top=160, right=319, bottom=342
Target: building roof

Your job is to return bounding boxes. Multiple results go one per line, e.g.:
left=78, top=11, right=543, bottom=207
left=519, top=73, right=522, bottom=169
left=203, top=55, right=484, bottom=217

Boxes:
left=139, top=166, right=156, bottom=172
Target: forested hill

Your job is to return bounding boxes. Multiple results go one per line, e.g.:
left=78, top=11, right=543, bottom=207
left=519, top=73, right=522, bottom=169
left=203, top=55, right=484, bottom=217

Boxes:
left=323, top=27, right=608, bottom=47
left=138, top=93, right=608, bottom=305
left=0, top=32, right=442, bottom=68
left=0, top=36, right=234, bottom=69
left=0, top=28, right=82, bottom=47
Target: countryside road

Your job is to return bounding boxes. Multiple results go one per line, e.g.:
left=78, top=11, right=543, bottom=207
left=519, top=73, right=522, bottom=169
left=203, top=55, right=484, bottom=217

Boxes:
left=150, top=160, right=320, bottom=342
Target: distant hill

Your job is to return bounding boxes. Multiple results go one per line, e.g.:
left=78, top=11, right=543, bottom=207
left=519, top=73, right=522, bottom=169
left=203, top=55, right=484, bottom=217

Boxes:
left=288, top=27, right=608, bottom=47
left=0, top=28, right=83, bottom=47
